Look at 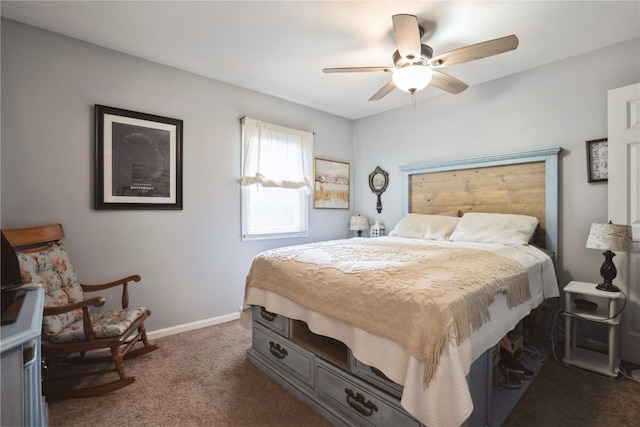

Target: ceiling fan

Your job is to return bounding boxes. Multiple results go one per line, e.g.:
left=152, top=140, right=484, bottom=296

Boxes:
left=322, top=14, right=519, bottom=101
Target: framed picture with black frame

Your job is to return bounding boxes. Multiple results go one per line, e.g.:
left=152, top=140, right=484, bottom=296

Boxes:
left=95, top=105, right=183, bottom=210
left=586, top=138, right=608, bottom=183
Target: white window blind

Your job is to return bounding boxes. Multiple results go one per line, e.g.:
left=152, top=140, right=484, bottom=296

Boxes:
left=240, top=117, right=313, bottom=240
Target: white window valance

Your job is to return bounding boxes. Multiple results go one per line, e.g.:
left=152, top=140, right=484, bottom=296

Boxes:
left=240, top=117, right=313, bottom=189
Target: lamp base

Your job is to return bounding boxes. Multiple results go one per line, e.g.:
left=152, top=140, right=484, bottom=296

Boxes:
left=596, top=250, right=620, bottom=292
left=596, top=282, right=620, bottom=292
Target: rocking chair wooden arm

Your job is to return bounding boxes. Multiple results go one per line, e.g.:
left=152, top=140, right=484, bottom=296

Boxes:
left=80, top=274, right=141, bottom=291
left=81, top=274, right=141, bottom=309
left=43, top=296, right=106, bottom=316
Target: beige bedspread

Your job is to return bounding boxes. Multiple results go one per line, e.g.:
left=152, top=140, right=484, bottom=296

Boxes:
left=245, top=238, right=530, bottom=386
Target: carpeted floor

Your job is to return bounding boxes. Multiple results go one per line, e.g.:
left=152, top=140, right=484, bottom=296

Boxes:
left=48, top=320, right=329, bottom=427
left=503, top=358, right=640, bottom=426
left=47, top=320, right=640, bottom=427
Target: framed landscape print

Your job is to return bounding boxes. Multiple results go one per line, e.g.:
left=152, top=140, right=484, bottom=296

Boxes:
left=314, top=158, right=350, bottom=209
left=586, top=138, right=608, bottom=183
left=95, top=105, right=183, bottom=210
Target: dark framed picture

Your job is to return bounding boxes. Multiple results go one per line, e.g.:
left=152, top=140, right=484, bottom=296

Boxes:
left=95, top=105, right=183, bottom=210
left=586, top=138, right=608, bottom=183
left=314, top=158, right=350, bottom=209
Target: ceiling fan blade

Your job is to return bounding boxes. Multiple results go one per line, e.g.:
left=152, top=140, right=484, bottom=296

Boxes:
left=431, top=35, right=519, bottom=68
left=430, top=70, right=469, bottom=94
left=392, top=14, right=422, bottom=61
left=369, top=80, right=396, bottom=101
left=323, top=66, right=393, bottom=73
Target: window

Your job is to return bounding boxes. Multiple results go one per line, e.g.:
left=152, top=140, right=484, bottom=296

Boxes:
left=240, top=117, right=313, bottom=240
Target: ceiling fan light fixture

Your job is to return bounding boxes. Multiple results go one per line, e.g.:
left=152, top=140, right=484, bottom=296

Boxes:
left=322, top=15, right=517, bottom=101
left=392, top=65, right=433, bottom=93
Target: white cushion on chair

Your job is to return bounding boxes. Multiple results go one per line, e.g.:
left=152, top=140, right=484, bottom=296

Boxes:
left=17, top=242, right=85, bottom=340
left=49, top=307, right=148, bottom=343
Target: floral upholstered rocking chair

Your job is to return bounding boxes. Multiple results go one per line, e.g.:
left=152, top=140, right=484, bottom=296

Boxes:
left=3, top=223, right=158, bottom=400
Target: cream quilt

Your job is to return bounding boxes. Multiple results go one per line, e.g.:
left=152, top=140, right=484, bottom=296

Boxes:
left=245, top=237, right=531, bottom=386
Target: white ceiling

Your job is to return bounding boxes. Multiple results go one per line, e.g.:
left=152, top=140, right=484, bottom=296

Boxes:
left=2, top=1, right=639, bottom=120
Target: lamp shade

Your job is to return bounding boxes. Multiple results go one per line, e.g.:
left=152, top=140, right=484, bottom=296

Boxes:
left=586, top=222, right=633, bottom=252
left=392, top=65, right=433, bottom=93
left=350, top=215, right=369, bottom=231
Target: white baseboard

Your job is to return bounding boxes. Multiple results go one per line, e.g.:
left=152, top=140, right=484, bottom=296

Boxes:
left=147, top=312, right=241, bottom=340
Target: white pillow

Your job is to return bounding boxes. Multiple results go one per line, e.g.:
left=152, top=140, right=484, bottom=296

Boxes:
left=389, top=213, right=460, bottom=240
left=449, top=212, right=539, bottom=245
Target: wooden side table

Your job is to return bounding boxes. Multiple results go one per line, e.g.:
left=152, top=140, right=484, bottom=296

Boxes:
left=563, top=281, right=622, bottom=377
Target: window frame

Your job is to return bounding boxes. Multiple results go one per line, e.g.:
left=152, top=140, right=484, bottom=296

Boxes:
left=240, top=117, right=313, bottom=241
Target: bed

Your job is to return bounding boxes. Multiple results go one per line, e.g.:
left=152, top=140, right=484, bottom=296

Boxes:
left=242, top=147, right=561, bottom=426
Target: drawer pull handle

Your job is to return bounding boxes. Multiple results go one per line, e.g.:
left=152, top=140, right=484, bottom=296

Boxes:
left=371, top=366, right=392, bottom=382
left=345, top=388, right=378, bottom=417
left=260, top=307, right=277, bottom=322
left=269, top=341, right=288, bottom=359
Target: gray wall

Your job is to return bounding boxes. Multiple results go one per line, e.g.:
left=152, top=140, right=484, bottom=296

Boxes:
left=352, top=38, right=640, bottom=291
left=1, top=19, right=353, bottom=333
left=3, top=18, right=639, bottom=336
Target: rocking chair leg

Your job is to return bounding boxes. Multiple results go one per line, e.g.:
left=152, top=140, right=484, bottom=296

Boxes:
left=111, top=346, right=127, bottom=380
left=43, top=346, right=138, bottom=401
left=122, top=343, right=159, bottom=360
left=121, top=324, right=158, bottom=360
left=140, top=324, right=150, bottom=346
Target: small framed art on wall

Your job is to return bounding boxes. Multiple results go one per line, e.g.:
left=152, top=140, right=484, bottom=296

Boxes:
left=313, top=157, right=350, bottom=209
left=586, top=138, right=608, bottom=183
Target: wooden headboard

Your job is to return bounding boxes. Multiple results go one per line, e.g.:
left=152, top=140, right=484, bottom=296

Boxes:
left=399, top=147, right=561, bottom=252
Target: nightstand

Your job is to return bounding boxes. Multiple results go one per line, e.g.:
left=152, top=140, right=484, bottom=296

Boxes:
left=563, top=281, right=622, bottom=377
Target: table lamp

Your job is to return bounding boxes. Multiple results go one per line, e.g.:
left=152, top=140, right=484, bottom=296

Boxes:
left=350, top=215, right=369, bottom=237
left=586, top=221, right=633, bottom=292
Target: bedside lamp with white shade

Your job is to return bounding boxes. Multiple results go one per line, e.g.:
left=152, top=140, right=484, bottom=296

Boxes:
left=586, top=221, right=633, bottom=292
left=350, top=215, right=369, bottom=237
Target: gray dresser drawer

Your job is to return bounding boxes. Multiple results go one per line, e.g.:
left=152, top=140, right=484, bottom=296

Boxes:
left=352, top=358, right=403, bottom=398
left=252, top=324, right=314, bottom=386
left=253, top=305, right=289, bottom=337
left=316, top=360, right=420, bottom=427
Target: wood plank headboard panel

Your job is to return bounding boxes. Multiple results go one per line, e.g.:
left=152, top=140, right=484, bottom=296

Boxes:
left=400, top=148, right=562, bottom=253
left=410, top=162, right=547, bottom=247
